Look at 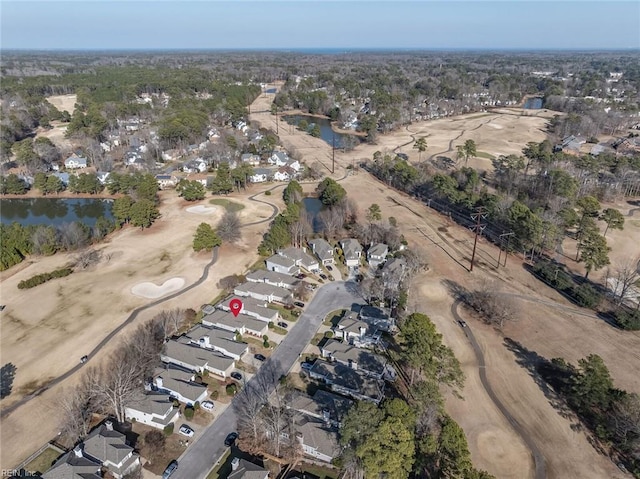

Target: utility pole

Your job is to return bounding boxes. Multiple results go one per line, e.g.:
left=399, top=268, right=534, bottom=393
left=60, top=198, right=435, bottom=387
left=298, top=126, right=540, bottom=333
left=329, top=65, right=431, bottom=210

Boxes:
left=497, top=232, right=515, bottom=268
left=469, top=207, right=487, bottom=272
left=275, top=105, right=279, bottom=135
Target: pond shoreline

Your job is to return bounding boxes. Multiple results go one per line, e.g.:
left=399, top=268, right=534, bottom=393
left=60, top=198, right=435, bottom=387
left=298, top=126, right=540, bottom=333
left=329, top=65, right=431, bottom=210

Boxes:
left=280, top=109, right=367, bottom=137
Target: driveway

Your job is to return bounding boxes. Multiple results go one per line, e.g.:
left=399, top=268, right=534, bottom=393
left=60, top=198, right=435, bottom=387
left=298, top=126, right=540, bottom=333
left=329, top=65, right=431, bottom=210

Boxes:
left=171, top=280, right=363, bottom=479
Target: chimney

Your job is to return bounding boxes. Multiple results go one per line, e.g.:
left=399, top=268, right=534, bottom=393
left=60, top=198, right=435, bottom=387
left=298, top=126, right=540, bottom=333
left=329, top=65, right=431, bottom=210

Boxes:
left=155, top=377, right=163, bottom=388
left=105, top=420, right=113, bottom=431
left=231, top=457, right=240, bottom=471
left=322, top=408, right=331, bottom=424
left=73, top=445, right=83, bottom=458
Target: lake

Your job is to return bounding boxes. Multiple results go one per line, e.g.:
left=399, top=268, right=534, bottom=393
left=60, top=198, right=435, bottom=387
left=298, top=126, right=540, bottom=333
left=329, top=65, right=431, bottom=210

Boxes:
left=303, top=196, right=324, bottom=233
left=523, top=97, right=543, bottom=109
left=283, top=115, right=360, bottom=149
left=0, top=198, right=114, bottom=227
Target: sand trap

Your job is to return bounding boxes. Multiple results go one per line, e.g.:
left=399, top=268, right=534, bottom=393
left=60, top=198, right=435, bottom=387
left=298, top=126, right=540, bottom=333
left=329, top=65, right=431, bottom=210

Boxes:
left=186, top=205, right=217, bottom=215
left=488, top=123, right=504, bottom=129
left=131, top=277, right=185, bottom=298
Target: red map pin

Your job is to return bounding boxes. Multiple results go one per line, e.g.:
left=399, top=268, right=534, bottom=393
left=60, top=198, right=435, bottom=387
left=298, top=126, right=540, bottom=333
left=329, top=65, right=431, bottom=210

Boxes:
left=230, top=298, right=243, bottom=317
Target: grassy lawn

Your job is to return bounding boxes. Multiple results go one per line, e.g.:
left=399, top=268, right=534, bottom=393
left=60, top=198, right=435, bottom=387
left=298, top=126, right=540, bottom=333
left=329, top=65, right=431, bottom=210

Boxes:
left=323, top=309, right=346, bottom=326
left=24, top=446, right=63, bottom=475
left=475, top=151, right=496, bottom=160
left=268, top=322, right=288, bottom=335
left=310, top=332, right=325, bottom=346
left=295, top=462, right=340, bottom=479
left=268, top=304, right=299, bottom=323
left=209, top=198, right=245, bottom=212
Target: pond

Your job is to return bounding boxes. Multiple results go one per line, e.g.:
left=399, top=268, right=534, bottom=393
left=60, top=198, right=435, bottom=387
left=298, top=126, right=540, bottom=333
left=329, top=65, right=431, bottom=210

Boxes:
left=303, top=196, right=324, bottom=233
left=0, top=198, right=114, bottom=227
left=283, top=115, right=360, bottom=149
left=523, top=97, right=544, bottom=109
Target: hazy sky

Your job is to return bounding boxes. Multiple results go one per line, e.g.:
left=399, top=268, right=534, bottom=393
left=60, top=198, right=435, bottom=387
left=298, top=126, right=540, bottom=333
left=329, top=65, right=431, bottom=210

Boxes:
left=2, top=1, right=639, bottom=50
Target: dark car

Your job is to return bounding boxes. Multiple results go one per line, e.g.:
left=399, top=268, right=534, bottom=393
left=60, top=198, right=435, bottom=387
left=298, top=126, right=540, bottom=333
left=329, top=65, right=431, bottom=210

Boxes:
left=254, top=353, right=266, bottom=362
left=277, top=322, right=288, bottom=329
left=326, top=265, right=333, bottom=271
left=294, top=301, right=305, bottom=308
left=458, top=320, right=468, bottom=328
left=230, top=372, right=243, bottom=381
left=224, top=432, right=238, bottom=447
left=80, top=355, right=88, bottom=364
left=295, top=273, right=306, bottom=279
left=319, top=273, right=328, bottom=280
left=162, top=460, right=178, bottom=479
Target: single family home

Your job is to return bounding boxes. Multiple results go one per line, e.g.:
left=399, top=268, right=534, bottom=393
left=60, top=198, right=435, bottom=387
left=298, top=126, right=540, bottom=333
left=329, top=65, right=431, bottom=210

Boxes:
left=241, top=153, right=261, bottom=166
left=228, top=458, right=268, bottom=479
left=64, top=156, right=88, bottom=169
left=339, top=239, right=363, bottom=267
left=268, top=151, right=289, bottom=166
left=155, top=174, right=178, bottom=189
left=308, top=238, right=335, bottom=266
left=250, top=167, right=273, bottom=183
left=266, top=254, right=299, bottom=276
left=42, top=446, right=102, bottom=479
left=124, top=393, right=179, bottom=430
left=83, top=421, right=141, bottom=479
left=367, top=243, right=389, bottom=268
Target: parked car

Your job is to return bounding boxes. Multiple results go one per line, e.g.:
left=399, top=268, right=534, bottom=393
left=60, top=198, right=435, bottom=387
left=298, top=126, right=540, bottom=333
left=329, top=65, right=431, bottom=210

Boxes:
left=326, top=265, right=333, bottom=271
left=301, top=362, right=313, bottom=371
left=230, top=372, right=243, bottom=381
left=254, top=353, right=266, bottom=362
left=201, top=401, right=214, bottom=411
left=178, top=425, right=194, bottom=437
left=224, top=432, right=238, bottom=447
left=162, top=460, right=178, bottom=479
left=277, top=322, right=288, bottom=329
left=319, top=273, right=328, bottom=280
left=294, top=301, right=305, bottom=308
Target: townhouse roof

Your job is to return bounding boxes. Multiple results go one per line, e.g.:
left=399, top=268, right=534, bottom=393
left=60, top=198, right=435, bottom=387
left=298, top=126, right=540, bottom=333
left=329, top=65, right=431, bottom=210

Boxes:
left=309, top=360, right=384, bottom=401
left=41, top=450, right=101, bottom=479
left=246, top=269, right=299, bottom=288
left=278, top=247, right=318, bottom=269
left=153, top=365, right=207, bottom=403
left=308, top=238, right=334, bottom=262
left=339, top=239, right=363, bottom=260
left=234, top=281, right=291, bottom=299
left=125, top=393, right=175, bottom=423
left=322, top=340, right=387, bottom=376
left=288, top=389, right=353, bottom=424
left=228, top=459, right=268, bottom=479
left=162, top=339, right=235, bottom=372
left=266, top=254, right=297, bottom=269
left=367, top=243, right=388, bottom=258
left=217, top=296, right=277, bottom=321
left=336, top=315, right=370, bottom=335
left=83, top=422, right=133, bottom=467
left=295, top=416, right=341, bottom=459
left=186, top=325, right=249, bottom=357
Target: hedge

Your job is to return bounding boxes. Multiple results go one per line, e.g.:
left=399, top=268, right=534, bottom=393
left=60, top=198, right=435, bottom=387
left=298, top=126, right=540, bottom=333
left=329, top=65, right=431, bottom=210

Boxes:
left=163, top=423, right=174, bottom=435
left=184, top=406, right=194, bottom=419
left=17, top=267, right=73, bottom=289
left=615, top=310, right=640, bottom=331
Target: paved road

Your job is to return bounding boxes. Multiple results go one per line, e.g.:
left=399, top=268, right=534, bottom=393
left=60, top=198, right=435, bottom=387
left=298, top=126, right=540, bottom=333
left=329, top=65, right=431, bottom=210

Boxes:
left=451, top=300, right=546, bottom=479
left=172, top=280, right=363, bottom=479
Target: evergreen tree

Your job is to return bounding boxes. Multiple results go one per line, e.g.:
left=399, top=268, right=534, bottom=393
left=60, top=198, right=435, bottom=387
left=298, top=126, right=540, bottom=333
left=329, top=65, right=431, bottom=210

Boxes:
left=193, top=222, right=222, bottom=252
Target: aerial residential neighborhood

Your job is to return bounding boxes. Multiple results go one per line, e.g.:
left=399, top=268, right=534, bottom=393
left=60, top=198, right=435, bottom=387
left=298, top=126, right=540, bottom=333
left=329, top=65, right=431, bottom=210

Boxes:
left=1, top=3, right=639, bottom=479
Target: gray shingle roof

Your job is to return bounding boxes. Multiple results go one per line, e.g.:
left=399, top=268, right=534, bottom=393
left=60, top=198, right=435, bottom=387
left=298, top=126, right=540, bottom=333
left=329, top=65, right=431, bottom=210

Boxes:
left=339, top=239, right=363, bottom=261
left=126, top=393, right=175, bottom=419
left=42, top=448, right=102, bottom=479
left=279, top=247, right=318, bottom=269
left=153, top=365, right=208, bottom=403
left=162, top=340, right=235, bottom=372
left=234, top=281, right=291, bottom=300
left=321, top=339, right=387, bottom=376
left=246, top=269, right=299, bottom=288
left=266, top=254, right=296, bottom=269
left=187, top=325, right=249, bottom=357
left=308, top=238, right=334, bottom=262
left=228, top=459, right=268, bottom=479
left=83, top=423, right=133, bottom=466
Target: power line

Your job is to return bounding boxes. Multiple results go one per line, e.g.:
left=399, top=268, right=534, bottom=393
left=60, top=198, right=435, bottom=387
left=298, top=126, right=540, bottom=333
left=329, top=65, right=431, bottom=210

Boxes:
left=470, top=206, right=487, bottom=272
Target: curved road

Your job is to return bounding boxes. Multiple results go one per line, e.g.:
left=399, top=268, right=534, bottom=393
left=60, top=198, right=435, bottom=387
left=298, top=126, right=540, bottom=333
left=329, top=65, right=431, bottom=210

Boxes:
left=172, top=280, right=363, bottom=479
left=451, top=299, right=546, bottom=479
left=1, top=191, right=282, bottom=419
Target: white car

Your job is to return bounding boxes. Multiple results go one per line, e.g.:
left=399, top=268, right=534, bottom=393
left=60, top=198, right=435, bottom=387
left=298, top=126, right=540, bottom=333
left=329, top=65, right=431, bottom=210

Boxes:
left=178, top=425, right=194, bottom=437
left=201, top=401, right=214, bottom=411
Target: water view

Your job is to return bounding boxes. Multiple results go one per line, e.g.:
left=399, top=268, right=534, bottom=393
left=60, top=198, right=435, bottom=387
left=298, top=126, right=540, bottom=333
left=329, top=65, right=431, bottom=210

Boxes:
left=283, top=114, right=360, bottom=149
left=0, top=198, right=114, bottom=227
left=302, top=196, right=324, bottom=233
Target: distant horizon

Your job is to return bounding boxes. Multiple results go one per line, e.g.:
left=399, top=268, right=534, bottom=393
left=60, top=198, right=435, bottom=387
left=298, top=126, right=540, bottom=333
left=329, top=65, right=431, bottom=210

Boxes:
left=2, top=1, right=638, bottom=51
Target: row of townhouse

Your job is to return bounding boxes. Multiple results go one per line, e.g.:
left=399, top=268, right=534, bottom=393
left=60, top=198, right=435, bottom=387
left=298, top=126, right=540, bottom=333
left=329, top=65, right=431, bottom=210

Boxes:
left=308, top=237, right=392, bottom=269
left=265, top=246, right=319, bottom=275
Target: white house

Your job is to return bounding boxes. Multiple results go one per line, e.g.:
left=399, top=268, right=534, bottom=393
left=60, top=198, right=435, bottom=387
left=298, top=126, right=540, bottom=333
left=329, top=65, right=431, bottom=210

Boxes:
left=186, top=325, right=249, bottom=360
left=339, top=239, right=363, bottom=267
left=152, top=365, right=209, bottom=406
left=83, top=421, right=140, bottom=479
left=203, top=308, right=270, bottom=337
left=124, top=393, right=179, bottom=430
left=367, top=243, right=389, bottom=268
left=273, top=166, right=294, bottom=181
left=246, top=269, right=299, bottom=289
left=161, top=338, right=235, bottom=378
left=64, top=156, right=88, bottom=169
left=216, top=296, right=279, bottom=323
left=96, top=171, right=111, bottom=185
left=269, top=151, right=289, bottom=166
left=334, top=312, right=372, bottom=344
left=278, top=247, right=320, bottom=272
left=155, top=174, right=178, bottom=189
left=266, top=254, right=299, bottom=276
left=250, top=167, right=272, bottom=183
left=287, top=160, right=302, bottom=172
left=233, top=281, right=292, bottom=303
left=308, top=238, right=335, bottom=266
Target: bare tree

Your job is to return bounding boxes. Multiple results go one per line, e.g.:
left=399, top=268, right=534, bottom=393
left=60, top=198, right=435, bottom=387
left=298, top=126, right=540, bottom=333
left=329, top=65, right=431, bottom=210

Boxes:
left=293, top=281, right=310, bottom=301
left=219, top=274, right=244, bottom=291
left=466, top=282, right=518, bottom=329
left=217, top=211, right=242, bottom=243
left=74, top=248, right=102, bottom=270
left=318, top=208, right=344, bottom=239
left=58, top=222, right=89, bottom=251
left=610, top=393, right=640, bottom=448
left=289, top=210, right=313, bottom=248
left=141, top=430, right=166, bottom=465
left=58, top=377, right=97, bottom=445
left=608, top=258, right=640, bottom=307
left=153, top=308, right=187, bottom=337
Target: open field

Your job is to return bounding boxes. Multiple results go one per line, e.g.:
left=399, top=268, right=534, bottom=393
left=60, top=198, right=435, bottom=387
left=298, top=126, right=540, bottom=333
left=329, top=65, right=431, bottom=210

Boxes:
left=45, top=94, right=77, bottom=114
left=0, top=188, right=279, bottom=467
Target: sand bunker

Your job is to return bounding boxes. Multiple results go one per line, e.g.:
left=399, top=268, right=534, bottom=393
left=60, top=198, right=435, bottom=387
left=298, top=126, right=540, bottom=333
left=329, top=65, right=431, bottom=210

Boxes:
left=186, top=205, right=217, bottom=215
left=131, top=277, right=185, bottom=298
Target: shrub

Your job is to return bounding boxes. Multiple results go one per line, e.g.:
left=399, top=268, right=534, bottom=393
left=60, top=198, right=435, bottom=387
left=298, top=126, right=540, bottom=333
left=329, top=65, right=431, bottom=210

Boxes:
left=184, top=406, right=194, bottom=419
left=572, top=283, right=601, bottom=308
left=263, top=339, right=270, bottom=348
left=210, top=390, right=219, bottom=400
left=163, top=423, right=174, bottom=435
left=324, top=331, right=334, bottom=338
left=193, top=401, right=200, bottom=410
left=615, top=310, right=640, bottom=331
left=265, top=190, right=272, bottom=196
left=226, top=383, right=237, bottom=396
left=17, top=267, right=73, bottom=289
